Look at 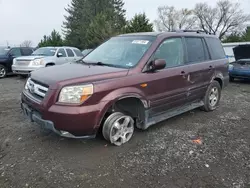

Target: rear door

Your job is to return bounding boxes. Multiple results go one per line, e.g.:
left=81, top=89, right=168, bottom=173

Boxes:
left=147, top=37, right=189, bottom=115
left=183, top=37, right=211, bottom=102
left=65, top=48, right=76, bottom=62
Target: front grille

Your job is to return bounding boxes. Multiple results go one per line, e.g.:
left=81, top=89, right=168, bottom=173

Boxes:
left=16, top=60, right=30, bottom=66
left=26, top=78, right=49, bottom=101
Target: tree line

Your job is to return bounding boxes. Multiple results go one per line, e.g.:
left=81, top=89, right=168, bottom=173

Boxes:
left=33, top=0, right=250, bottom=49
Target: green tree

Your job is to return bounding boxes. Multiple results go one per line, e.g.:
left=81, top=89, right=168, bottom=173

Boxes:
left=63, top=0, right=126, bottom=49
left=86, top=12, right=118, bottom=48
left=222, top=32, right=243, bottom=43
left=242, top=26, right=250, bottom=41
left=38, top=30, right=64, bottom=47
left=124, top=13, right=153, bottom=33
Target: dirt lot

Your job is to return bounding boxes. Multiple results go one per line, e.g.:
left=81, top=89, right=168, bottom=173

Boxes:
left=0, top=76, right=250, bottom=188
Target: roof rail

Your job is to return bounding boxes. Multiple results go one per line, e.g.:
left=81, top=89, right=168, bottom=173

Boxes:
left=175, top=29, right=214, bottom=35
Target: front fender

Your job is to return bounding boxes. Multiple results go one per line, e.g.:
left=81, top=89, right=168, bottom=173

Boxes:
left=94, top=87, right=149, bottom=130
left=100, top=87, right=149, bottom=108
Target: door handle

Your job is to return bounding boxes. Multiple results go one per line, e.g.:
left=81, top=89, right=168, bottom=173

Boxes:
left=209, top=65, right=213, bottom=70
left=180, top=71, right=187, bottom=78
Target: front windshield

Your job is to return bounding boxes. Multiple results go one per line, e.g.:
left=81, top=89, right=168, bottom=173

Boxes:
left=0, top=47, right=10, bottom=56
left=83, top=36, right=156, bottom=68
left=32, top=47, right=57, bottom=56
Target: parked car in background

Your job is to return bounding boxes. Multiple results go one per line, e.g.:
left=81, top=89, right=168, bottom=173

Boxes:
left=21, top=31, right=229, bottom=146
left=12, top=46, right=83, bottom=76
left=82, top=49, right=93, bottom=57
left=228, top=44, right=250, bottom=82
left=0, top=46, right=33, bottom=78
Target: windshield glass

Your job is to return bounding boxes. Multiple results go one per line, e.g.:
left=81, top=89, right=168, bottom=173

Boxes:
left=83, top=36, right=156, bottom=68
left=0, top=47, right=10, bottom=56
left=32, top=47, right=57, bottom=56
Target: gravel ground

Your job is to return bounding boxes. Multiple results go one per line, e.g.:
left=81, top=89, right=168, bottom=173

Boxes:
left=0, top=76, right=250, bottom=188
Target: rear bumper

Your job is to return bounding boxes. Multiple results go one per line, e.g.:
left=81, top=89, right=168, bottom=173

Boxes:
left=12, top=65, right=44, bottom=75
left=21, top=91, right=108, bottom=138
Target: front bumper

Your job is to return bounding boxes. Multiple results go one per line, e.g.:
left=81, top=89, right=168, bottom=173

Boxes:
left=21, top=91, right=107, bottom=139
left=229, top=69, right=250, bottom=79
left=12, top=64, right=44, bottom=75
left=21, top=102, right=97, bottom=139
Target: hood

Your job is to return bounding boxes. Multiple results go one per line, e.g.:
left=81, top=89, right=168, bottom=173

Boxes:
left=15, top=55, right=44, bottom=61
left=233, top=45, right=250, bottom=61
left=30, top=62, right=129, bottom=89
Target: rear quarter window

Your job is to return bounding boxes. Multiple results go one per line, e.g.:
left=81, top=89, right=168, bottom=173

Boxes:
left=205, top=37, right=225, bottom=60
left=73, top=49, right=84, bottom=57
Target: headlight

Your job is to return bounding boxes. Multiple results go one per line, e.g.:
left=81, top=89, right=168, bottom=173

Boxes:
left=13, top=58, right=16, bottom=65
left=228, top=64, right=234, bottom=70
left=58, top=84, right=94, bottom=104
left=32, top=59, right=44, bottom=66
left=24, top=78, right=31, bottom=90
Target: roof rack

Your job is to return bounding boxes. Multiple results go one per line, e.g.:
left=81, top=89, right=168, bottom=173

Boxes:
left=174, top=29, right=214, bottom=35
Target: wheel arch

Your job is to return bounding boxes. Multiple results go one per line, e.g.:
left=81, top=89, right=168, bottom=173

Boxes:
left=211, top=72, right=224, bottom=88
left=96, top=94, right=148, bottom=131
left=46, top=62, right=55, bottom=66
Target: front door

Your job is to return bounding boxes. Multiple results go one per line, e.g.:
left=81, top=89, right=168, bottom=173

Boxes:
left=145, top=37, right=189, bottom=116
left=56, top=48, right=68, bottom=65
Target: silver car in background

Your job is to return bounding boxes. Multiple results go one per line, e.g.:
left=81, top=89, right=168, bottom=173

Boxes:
left=12, top=46, right=83, bottom=75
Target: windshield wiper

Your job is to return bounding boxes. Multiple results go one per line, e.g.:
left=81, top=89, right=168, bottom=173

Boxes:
left=93, top=62, right=124, bottom=68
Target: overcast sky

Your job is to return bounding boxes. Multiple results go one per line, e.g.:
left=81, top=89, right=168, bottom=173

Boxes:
left=0, top=0, right=249, bottom=46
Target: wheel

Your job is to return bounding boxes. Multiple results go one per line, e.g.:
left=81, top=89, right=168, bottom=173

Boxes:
left=46, top=64, right=54, bottom=67
left=229, top=76, right=234, bottom=82
left=0, top=65, right=7, bottom=78
left=102, top=112, right=135, bottom=146
left=201, top=81, right=221, bottom=112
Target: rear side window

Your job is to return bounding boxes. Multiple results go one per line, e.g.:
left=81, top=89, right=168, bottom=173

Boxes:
left=21, top=48, right=33, bottom=56
left=73, top=49, right=83, bottom=57
left=205, top=37, right=225, bottom=60
left=66, top=49, right=75, bottom=57
left=185, top=37, right=209, bottom=63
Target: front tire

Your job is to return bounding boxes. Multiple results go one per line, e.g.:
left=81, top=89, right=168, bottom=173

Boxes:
left=102, top=112, right=135, bottom=146
left=0, top=65, right=7, bottom=78
left=201, top=81, right=221, bottom=112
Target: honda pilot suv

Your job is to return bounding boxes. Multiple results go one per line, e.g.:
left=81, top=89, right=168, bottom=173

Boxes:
left=21, top=31, right=229, bottom=146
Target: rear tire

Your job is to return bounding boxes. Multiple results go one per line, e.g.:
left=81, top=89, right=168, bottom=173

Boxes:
left=201, top=81, right=221, bottom=112
left=0, top=65, right=7, bottom=78
left=229, top=76, right=234, bottom=82
left=102, top=112, right=134, bottom=146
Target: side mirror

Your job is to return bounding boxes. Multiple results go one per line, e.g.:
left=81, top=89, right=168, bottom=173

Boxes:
left=57, top=52, right=63, bottom=57
left=150, top=59, right=166, bottom=71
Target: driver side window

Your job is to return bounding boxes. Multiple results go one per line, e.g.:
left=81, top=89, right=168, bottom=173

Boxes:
left=154, top=38, right=184, bottom=68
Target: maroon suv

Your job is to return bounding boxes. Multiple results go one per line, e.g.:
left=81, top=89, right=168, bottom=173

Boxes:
left=21, top=31, right=229, bottom=146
